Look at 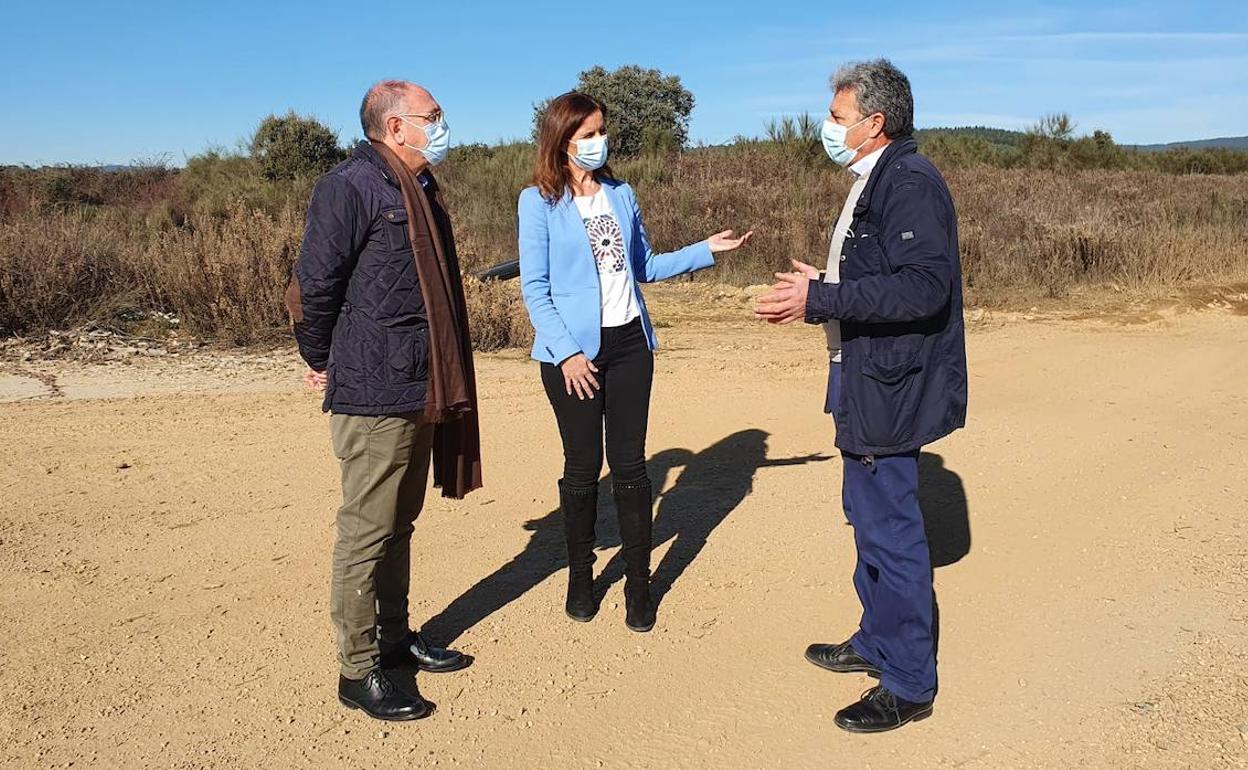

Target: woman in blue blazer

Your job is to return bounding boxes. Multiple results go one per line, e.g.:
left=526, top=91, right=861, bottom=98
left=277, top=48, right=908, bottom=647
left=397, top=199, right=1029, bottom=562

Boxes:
left=518, top=92, right=752, bottom=632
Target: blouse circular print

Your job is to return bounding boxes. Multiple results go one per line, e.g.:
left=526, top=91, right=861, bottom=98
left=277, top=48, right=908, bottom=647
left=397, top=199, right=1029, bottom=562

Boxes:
left=584, top=214, right=626, bottom=274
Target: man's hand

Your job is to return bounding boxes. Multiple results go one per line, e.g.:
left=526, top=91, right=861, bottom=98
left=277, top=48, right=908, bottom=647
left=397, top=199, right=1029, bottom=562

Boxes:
left=304, top=368, right=327, bottom=391
left=754, top=266, right=812, bottom=325
left=786, top=259, right=820, bottom=280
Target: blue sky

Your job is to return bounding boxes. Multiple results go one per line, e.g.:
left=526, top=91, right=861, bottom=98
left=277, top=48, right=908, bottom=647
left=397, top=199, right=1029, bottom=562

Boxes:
left=1, top=0, right=1245, bottom=165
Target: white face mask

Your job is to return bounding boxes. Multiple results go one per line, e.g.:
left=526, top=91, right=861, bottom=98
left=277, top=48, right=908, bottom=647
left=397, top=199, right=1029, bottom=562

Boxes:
left=569, top=135, right=609, bottom=170
left=398, top=116, right=451, bottom=166
left=821, top=115, right=872, bottom=167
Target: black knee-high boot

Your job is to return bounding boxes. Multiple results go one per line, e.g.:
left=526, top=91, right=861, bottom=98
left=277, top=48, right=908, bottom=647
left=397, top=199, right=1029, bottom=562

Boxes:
left=613, top=480, right=655, bottom=632
left=559, top=479, right=599, bottom=622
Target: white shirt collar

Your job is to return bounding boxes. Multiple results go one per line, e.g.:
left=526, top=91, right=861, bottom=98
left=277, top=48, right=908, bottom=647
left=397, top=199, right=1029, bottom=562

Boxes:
left=850, top=143, right=889, bottom=179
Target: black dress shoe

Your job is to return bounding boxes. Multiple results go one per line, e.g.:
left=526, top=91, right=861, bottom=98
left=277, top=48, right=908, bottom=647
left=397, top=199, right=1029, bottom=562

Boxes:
left=338, top=669, right=431, bottom=721
left=804, top=640, right=881, bottom=677
left=380, top=632, right=472, bottom=673
left=834, top=685, right=933, bottom=733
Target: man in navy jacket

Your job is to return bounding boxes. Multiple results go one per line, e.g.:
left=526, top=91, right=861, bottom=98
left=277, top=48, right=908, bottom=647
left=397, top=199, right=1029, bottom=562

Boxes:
left=287, top=80, right=471, bottom=722
left=756, top=59, right=967, bottom=733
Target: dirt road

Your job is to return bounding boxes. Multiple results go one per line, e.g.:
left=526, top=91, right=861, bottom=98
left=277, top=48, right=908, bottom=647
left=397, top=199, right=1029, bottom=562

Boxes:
left=2, top=287, right=1245, bottom=769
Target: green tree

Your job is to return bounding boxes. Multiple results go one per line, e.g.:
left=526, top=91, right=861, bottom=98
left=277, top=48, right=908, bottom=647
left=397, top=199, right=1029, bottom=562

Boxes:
left=533, top=65, right=695, bottom=157
left=249, top=111, right=345, bottom=181
left=921, top=134, right=1001, bottom=169
left=1019, top=112, right=1077, bottom=170
left=761, top=113, right=823, bottom=163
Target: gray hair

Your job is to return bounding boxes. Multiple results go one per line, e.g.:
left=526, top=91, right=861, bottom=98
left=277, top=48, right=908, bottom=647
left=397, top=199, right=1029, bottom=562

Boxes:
left=830, top=59, right=914, bottom=139
left=359, top=80, right=416, bottom=141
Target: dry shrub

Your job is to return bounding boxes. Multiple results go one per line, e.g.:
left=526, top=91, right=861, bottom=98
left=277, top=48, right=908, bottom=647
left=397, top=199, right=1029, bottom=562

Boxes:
left=136, top=202, right=302, bottom=343
left=3, top=149, right=1247, bottom=347
left=949, top=169, right=1248, bottom=303
left=0, top=209, right=142, bottom=334
left=625, top=151, right=1248, bottom=306
left=462, top=275, right=533, bottom=353
left=624, top=145, right=845, bottom=287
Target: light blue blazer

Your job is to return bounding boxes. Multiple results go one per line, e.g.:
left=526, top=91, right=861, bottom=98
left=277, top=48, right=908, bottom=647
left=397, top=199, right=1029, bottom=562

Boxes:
left=518, top=179, right=715, bottom=364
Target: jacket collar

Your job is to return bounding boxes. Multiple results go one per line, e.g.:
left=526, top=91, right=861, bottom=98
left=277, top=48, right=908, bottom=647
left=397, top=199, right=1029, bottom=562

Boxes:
left=354, top=141, right=437, bottom=192
left=853, top=136, right=918, bottom=218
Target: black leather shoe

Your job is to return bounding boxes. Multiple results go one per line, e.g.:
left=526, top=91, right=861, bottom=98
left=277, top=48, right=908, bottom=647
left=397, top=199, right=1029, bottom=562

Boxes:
left=380, top=632, right=472, bottom=673
left=338, top=670, right=431, bottom=721
left=804, top=640, right=881, bottom=677
left=834, top=685, right=933, bottom=733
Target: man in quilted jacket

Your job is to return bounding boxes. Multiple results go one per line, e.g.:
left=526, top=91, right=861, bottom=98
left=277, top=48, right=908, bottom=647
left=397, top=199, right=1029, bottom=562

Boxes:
left=286, top=80, right=477, bottom=722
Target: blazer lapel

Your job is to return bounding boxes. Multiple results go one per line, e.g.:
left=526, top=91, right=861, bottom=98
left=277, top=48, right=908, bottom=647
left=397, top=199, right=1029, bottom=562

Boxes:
left=555, top=189, right=598, bottom=284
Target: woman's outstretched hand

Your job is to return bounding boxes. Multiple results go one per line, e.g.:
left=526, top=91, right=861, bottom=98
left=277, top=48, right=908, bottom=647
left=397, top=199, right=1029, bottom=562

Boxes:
left=707, top=229, right=755, bottom=254
left=560, top=353, right=600, bottom=400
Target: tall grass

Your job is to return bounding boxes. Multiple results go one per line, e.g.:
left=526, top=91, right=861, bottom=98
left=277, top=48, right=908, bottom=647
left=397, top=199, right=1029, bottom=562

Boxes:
left=2, top=144, right=1247, bottom=349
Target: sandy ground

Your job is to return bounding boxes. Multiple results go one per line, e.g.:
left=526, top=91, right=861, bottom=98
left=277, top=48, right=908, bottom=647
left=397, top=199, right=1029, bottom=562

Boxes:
left=1, top=286, right=1245, bottom=769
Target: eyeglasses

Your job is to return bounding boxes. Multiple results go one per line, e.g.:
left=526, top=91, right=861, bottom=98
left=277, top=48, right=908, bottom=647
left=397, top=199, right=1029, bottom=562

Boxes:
left=394, top=109, right=444, bottom=125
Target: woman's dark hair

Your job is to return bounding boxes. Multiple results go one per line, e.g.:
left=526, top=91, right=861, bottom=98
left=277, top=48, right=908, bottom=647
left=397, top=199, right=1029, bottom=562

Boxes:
left=533, top=91, right=614, bottom=203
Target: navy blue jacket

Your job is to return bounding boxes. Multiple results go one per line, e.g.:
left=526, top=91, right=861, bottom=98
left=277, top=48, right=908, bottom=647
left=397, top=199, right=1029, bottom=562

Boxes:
left=288, top=142, right=434, bottom=416
left=806, top=138, right=968, bottom=456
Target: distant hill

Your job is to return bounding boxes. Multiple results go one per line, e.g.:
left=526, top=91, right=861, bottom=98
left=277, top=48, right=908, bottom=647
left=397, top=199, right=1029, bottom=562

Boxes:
left=1128, top=136, right=1248, bottom=152
left=915, top=126, right=1027, bottom=149
left=915, top=127, right=1248, bottom=153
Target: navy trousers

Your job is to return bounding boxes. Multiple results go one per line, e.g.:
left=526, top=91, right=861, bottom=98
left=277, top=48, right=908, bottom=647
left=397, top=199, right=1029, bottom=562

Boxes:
left=841, top=450, right=937, bottom=703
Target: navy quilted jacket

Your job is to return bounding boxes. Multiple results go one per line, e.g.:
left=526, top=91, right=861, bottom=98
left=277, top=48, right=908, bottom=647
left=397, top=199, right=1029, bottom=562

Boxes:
left=288, top=142, right=435, bottom=416
left=806, top=138, right=968, bottom=456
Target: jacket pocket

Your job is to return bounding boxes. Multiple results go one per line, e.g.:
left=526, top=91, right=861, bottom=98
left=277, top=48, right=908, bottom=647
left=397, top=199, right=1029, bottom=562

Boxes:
left=384, top=324, right=429, bottom=386
left=842, top=225, right=888, bottom=280
left=382, top=207, right=410, bottom=253
left=861, top=336, right=923, bottom=384
left=853, top=335, right=926, bottom=447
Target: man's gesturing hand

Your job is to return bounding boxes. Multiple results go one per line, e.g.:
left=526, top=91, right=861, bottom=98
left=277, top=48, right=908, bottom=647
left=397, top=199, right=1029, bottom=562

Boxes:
left=754, top=260, right=816, bottom=324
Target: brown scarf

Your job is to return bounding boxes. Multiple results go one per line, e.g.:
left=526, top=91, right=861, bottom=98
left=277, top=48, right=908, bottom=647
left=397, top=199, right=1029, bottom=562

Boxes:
left=371, top=141, right=483, bottom=499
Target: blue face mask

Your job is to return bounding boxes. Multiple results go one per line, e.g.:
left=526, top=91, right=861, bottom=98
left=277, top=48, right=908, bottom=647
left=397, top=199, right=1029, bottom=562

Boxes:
left=821, top=116, right=871, bottom=167
left=399, top=116, right=451, bottom=166
left=569, top=135, right=609, bottom=170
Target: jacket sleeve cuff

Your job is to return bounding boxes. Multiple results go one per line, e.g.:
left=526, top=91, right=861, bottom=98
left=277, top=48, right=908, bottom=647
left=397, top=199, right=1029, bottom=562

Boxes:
left=548, top=336, right=583, bottom=365
left=805, top=279, right=836, bottom=324
left=293, top=324, right=330, bottom=370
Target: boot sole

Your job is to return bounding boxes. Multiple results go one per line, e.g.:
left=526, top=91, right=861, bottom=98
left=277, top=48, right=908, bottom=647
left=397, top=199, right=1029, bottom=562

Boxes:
left=625, top=621, right=655, bottom=633
left=338, top=695, right=433, bottom=721
left=804, top=649, right=882, bottom=678
left=565, top=609, right=597, bottom=623
left=834, top=705, right=932, bottom=733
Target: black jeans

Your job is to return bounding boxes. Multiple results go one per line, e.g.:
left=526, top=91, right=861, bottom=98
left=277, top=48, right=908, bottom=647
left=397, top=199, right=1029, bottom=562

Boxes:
left=540, top=318, right=653, bottom=489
